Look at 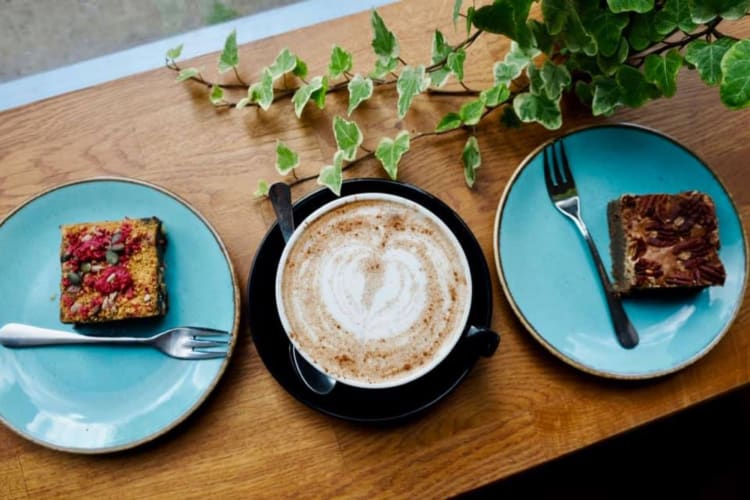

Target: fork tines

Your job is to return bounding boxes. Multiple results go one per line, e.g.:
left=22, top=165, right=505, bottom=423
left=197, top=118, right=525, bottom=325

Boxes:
left=543, top=139, right=576, bottom=192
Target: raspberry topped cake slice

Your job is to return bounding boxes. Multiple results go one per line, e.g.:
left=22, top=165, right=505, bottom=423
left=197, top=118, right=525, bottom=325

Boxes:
left=607, top=191, right=726, bottom=294
left=60, top=217, right=167, bottom=323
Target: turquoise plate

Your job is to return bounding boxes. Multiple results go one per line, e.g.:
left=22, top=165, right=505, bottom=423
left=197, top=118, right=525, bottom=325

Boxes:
left=0, top=178, right=239, bottom=452
left=494, top=124, right=747, bottom=379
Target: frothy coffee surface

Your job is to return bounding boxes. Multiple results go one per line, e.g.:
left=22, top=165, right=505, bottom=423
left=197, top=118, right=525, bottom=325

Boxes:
left=279, top=198, right=470, bottom=385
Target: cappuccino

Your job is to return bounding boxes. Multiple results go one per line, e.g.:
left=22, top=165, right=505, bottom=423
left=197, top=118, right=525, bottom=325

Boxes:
left=276, top=194, right=472, bottom=388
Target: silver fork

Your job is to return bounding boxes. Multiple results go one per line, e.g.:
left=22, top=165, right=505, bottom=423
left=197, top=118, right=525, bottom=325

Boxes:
left=543, top=140, right=639, bottom=349
left=0, top=323, right=231, bottom=360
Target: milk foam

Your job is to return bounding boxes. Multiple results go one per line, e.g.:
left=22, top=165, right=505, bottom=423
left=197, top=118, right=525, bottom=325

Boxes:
left=278, top=197, right=471, bottom=387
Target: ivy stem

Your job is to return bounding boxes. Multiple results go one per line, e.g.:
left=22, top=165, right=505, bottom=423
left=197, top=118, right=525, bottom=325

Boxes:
left=233, top=66, right=248, bottom=86
left=627, top=19, right=722, bottom=67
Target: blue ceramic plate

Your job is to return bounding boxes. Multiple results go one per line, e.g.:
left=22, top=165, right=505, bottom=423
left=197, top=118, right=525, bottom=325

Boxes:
left=494, top=124, right=747, bottom=379
left=0, top=178, right=239, bottom=452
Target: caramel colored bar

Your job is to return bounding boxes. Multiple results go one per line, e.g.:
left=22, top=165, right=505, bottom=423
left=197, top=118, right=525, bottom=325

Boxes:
left=607, top=191, right=726, bottom=294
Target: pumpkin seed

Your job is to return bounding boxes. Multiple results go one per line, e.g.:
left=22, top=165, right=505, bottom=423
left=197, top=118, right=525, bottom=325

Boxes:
left=105, top=250, right=119, bottom=264
left=110, top=242, right=125, bottom=252
left=81, top=262, right=91, bottom=273
left=67, top=272, right=82, bottom=284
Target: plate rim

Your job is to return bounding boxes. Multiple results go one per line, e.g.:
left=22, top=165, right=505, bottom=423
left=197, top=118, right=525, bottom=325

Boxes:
left=492, top=122, right=749, bottom=380
left=0, top=176, right=241, bottom=453
left=247, top=178, right=494, bottom=423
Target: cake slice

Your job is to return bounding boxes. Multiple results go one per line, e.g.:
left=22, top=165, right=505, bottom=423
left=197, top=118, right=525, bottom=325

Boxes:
left=60, top=217, right=167, bottom=323
left=607, top=191, right=726, bottom=294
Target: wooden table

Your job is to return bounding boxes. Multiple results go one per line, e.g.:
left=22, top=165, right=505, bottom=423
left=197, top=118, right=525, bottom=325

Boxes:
left=1, top=1, right=749, bottom=497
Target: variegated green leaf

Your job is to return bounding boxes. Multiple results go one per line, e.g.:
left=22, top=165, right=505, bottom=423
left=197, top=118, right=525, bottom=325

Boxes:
left=375, top=131, right=410, bottom=180
left=333, top=116, right=363, bottom=161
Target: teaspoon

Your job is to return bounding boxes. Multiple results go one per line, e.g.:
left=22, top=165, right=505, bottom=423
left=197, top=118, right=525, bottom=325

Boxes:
left=269, top=182, right=337, bottom=395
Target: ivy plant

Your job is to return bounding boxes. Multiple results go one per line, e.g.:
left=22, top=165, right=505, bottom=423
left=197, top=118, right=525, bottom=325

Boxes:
left=166, top=0, right=750, bottom=194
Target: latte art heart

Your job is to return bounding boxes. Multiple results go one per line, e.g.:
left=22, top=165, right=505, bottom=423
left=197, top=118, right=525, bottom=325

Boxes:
left=322, top=247, right=426, bottom=342
left=277, top=196, right=471, bottom=387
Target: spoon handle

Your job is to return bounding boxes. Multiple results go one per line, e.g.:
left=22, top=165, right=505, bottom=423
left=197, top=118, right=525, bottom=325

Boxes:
left=269, top=182, right=295, bottom=243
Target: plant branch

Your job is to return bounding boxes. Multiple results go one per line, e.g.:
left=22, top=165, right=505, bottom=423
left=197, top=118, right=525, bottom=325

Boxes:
left=627, top=20, right=722, bottom=67
left=233, top=66, right=247, bottom=86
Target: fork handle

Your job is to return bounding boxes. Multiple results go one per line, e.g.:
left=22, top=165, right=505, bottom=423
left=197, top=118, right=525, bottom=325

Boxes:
left=577, top=226, right=640, bottom=349
left=0, top=323, right=147, bottom=348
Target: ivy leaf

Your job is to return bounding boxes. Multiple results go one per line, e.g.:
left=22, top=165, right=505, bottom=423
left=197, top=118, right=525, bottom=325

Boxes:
left=543, top=0, right=596, bottom=55
left=293, top=56, right=308, bottom=79
left=371, top=10, right=399, bottom=62
left=317, top=151, right=345, bottom=196
left=536, top=60, right=572, bottom=100
left=494, top=42, right=540, bottom=86
left=462, top=136, right=482, bottom=188
left=597, top=38, right=630, bottom=76
left=209, top=85, right=225, bottom=105
left=436, top=112, right=462, bottom=132
left=375, top=131, right=410, bottom=180
left=628, top=11, right=661, bottom=51
left=347, top=74, right=374, bottom=115
left=396, top=65, right=430, bottom=119
left=689, top=0, right=750, bottom=23
left=432, top=30, right=452, bottom=64
left=329, top=45, right=353, bottom=79
left=720, top=39, right=750, bottom=110
left=333, top=116, right=363, bottom=161
left=644, top=49, right=683, bottom=97
left=607, top=0, right=655, bottom=12
left=218, top=29, right=239, bottom=73
left=370, top=57, right=398, bottom=79
left=453, top=0, right=463, bottom=27
left=529, top=20, right=554, bottom=54
left=472, top=0, right=534, bottom=49
left=567, top=52, right=602, bottom=77
left=480, top=84, right=511, bottom=107
left=616, top=65, right=653, bottom=107
left=446, top=49, right=467, bottom=81
left=268, top=48, right=297, bottom=80
left=166, top=44, right=183, bottom=61
left=254, top=179, right=270, bottom=198
left=275, top=140, right=299, bottom=175
left=430, top=68, right=452, bottom=88
left=248, top=69, right=274, bottom=110
left=459, top=100, right=486, bottom=126
left=513, top=93, right=562, bottom=130
left=292, top=76, right=325, bottom=118
left=592, top=77, right=621, bottom=116
left=655, top=0, right=696, bottom=34
left=311, top=76, right=329, bottom=109
left=176, top=67, right=199, bottom=82
left=579, top=5, right=629, bottom=57
left=542, top=0, right=568, bottom=34
left=466, top=6, right=476, bottom=35
left=685, top=38, right=735, bottom=85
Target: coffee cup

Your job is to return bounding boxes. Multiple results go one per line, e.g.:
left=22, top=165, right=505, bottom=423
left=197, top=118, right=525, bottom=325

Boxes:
left=275, top=192, right=490, bottom=389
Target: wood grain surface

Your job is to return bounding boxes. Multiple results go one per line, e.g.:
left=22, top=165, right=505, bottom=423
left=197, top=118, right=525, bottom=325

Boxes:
left=1, top=1, right=749, bottom=497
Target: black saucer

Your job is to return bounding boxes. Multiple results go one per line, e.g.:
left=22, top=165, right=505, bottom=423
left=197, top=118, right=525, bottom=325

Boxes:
left=247, top=179, right=498, bottom=423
